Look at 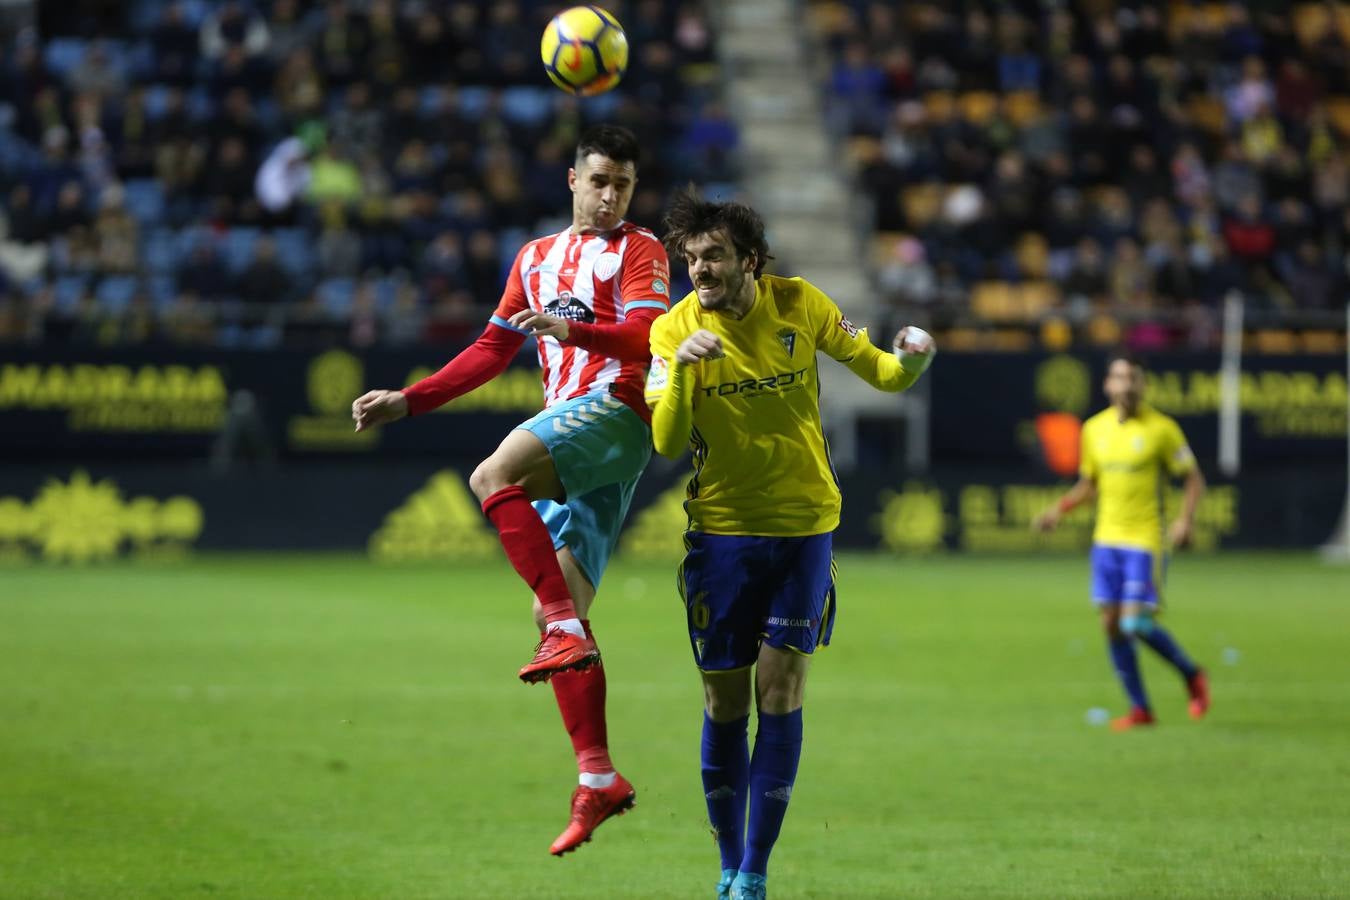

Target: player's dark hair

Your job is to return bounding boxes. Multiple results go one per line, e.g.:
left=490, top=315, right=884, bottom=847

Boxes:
left=1107, top=348, right=1146, bottom=370
left=575, top=124, right=640, bottom=168
left=661, top=185, right=773, bottom=278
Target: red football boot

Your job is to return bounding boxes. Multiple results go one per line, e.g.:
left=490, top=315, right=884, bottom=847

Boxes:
left=1110, top=707, right=1156, bottom=731
left=1187, top=670, right=1210, bottom=720
left=519, top=628, right=600, bottom=684
left=549, top=773, right=636, bottom=856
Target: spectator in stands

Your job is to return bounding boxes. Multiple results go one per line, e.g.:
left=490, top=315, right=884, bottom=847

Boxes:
left=235, top=237, right=293, bottom=306
left=150, top=2, right=199, bottom=85
left=179, top=243, right=230, bottom=301
left=68, top=43, right=126, bottom=101
left=0, top=1, right=720, bottom=348
left=200, top=1, right=270, bottom=61
left=93, top=186, right=138, bottom=275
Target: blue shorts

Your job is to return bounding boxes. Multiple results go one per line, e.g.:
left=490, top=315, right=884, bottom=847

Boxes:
left=1090, top=544, right=1164, bottom=607
left=678, top=531, right=837, bottom=672
left=517, top=391, right=652, bottom=590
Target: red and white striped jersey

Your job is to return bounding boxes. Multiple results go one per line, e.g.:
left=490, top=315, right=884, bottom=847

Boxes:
left=491, top=221, right=671, bottom=418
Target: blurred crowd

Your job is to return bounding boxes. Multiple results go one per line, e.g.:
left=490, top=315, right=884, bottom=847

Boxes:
left=812, top=1, right=1350, bottom=348
left=0, top=0, right=732, bottom=347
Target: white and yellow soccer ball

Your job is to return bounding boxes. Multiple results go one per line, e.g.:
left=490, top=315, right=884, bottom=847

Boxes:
left=540, top=6, right=628, bottom=96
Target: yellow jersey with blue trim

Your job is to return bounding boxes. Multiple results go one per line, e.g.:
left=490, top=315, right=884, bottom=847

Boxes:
left=645, top=275, right=921, bottom=536
left=1080, top=403, right=1196, bottom=553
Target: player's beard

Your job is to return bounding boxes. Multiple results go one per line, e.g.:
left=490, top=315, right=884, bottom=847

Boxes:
left=696, top=270, right=750, bottom=313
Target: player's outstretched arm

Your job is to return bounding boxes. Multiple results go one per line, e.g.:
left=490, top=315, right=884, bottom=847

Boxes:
left=837, top=325, right=936, bottom=392
left=1034, top=477, right=1096, bottom=531
left=352, top=389, right=408, bottom=432
left=398, top=322, right=527, bottom=416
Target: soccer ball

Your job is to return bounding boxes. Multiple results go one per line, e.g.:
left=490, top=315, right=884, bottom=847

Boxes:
left=540, top=6, right=628, bottom=96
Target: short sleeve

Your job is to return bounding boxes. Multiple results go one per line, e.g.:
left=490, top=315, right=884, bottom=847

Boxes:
left=1079, top=421, right=1098, bottom=480
left=808, top=280, right=873, bottom=363
left=619, top=230, right=673, bottom=317
left=1160, top=416, right=1196, bottom=477
left=489, top=245, right=532, bottom=335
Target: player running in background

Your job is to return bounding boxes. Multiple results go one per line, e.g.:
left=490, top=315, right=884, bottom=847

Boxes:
left=646, top=188, right=935, bottom=900
left=1035, top=352, right=1211, bottom=731
left=351, top=125, right=669, bottom=855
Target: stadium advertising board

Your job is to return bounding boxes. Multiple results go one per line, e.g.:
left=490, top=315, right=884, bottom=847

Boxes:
left=935, top=352, right=1348, bottom=471
left=0, top=347, right=541, bottom=461
left=0, top=461, right=1339, bottom=563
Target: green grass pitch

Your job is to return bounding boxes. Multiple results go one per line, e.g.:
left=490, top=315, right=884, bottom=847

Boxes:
left=2, top=553, right=1347, bottom=899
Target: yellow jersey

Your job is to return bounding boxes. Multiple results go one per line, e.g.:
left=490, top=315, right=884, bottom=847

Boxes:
left=1080, top=403, right=1196, bottom=552
left=646, top=275, right=922, bottom=536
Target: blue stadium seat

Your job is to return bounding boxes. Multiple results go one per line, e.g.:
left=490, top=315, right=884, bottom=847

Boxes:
left=187, top=86, right=215, bottom=122
left=216, top=323, right=246, bottom=347
left=126, top=39, right=156, bottom=81
left=174, top=226, right=212, bottom=259
left=457, top=87, right=491, bottom=120
left=272, top=228, right=315, bottom=277
left=43, top=39, right=87, bottom=78
left=177, top=0, right=211, bottom=27
left=143, top=228, right=179, bottom=273
left=96, top=275, right=139, bottom=312
left=374, top=277, right=400, bottom=313
left=222, top=227, right=260, bottom=274
left=576, top=91, right=620, bottom=120
left=318, top=278, right=356, bottom=317
left=123, top=179, right=165, bottom=225
left=53, top=275, right=88, bottom=313
left=143, top=84, right=172, bottom=121
left=501, top=87, right=553, bottom=127
left=147, top=274, right=178, bottom=310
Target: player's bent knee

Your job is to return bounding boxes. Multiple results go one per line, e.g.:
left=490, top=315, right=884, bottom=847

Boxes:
left=469, top=459, right=520, bottom=502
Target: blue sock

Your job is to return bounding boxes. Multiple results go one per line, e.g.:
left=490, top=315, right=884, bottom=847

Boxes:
left=701, top=713, right=750, bottom=872
left=741, top=708, right=803, bottom=877
left=1139, top=625, right=1199, bottom=680
left=1108, top=637, right=1150, bottom=711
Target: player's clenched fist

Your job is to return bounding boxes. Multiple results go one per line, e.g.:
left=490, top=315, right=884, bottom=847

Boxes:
left=351, top=389, right=408, bottom=432
left=675, top=329, right=725, bottom=364
left=893, top=325, right=936, bottom=375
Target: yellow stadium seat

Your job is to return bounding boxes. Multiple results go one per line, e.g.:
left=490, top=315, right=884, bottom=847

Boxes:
left=1325, top=96, right=1350, bottom=138
left=923, top=91, right=956, bottom=123
left=901, top=184, right=943, bottom=229
left=972, top=281, right=1016, bottom=321
left=1004, top=90, right=1043, bottom=128
left=1294, top=4, right=1333, bottom=46
left=1300, top=330, right=1343, bottom=353
left=1253, top=329, right=1299, bottom=353
left=959, top=91, right=999, bottom=125
left=1186, top=95, right=1229, bottom=134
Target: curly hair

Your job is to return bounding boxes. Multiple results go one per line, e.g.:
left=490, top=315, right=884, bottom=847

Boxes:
left=661, top=185, right=772, bottom=278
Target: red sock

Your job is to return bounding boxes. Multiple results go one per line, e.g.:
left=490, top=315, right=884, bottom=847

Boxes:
left=480, top=485, right=577, bottom=623
left=551, top=620, right=613, bottom=774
